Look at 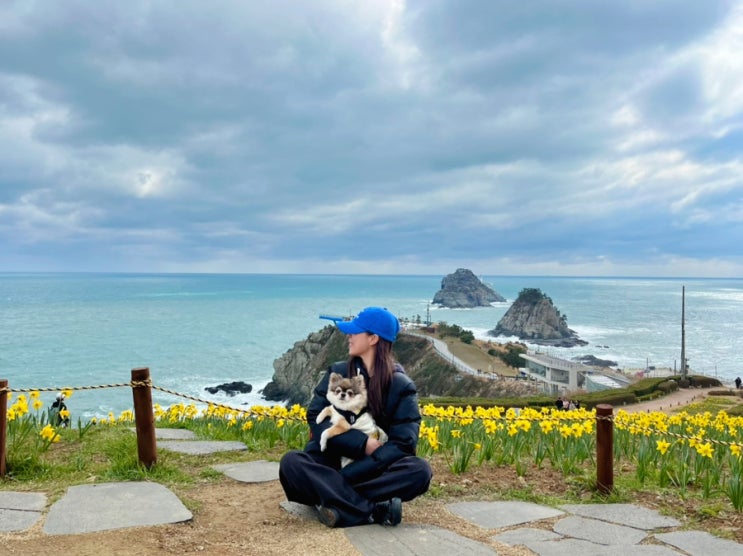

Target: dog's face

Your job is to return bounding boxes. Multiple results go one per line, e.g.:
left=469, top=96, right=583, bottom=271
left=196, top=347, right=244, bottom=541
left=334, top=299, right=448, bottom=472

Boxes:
left=326, top=372, right=367, bottom=413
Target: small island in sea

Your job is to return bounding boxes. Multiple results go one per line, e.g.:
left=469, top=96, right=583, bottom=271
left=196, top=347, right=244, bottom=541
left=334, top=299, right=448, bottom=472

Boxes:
left=432, top=268, right=506, bottom=308
left=489, top=287, right=587, bottom=348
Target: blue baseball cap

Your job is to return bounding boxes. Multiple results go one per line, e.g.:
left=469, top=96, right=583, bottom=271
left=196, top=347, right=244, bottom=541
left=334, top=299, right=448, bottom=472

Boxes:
left=336, top=306, right=400, bottom=342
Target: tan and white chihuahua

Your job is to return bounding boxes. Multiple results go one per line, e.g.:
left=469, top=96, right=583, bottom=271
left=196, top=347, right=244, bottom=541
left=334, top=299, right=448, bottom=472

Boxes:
left=316, top=372, right=388, bottom=467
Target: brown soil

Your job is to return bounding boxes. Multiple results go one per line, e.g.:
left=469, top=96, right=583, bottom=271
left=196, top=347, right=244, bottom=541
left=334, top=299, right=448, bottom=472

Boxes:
left=4, top=387, right=740, bottom=555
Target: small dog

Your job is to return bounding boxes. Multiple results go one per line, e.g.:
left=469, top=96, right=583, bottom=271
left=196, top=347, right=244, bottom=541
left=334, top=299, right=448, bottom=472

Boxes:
left=316, top=372, right=388, bottom=467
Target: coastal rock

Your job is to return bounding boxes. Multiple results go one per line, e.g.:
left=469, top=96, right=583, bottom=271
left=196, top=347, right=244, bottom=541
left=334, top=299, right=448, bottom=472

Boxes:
left=205, top=381, right=253, bottom=396
left=574, top=355, right=617, bottom=368
left=261, top=325, right=348, bottom=406
left=263, top=326, right=539, bottom=406
left=489, top=288, right=587, bottom=347
left=432, top=268, right=506, bottom=308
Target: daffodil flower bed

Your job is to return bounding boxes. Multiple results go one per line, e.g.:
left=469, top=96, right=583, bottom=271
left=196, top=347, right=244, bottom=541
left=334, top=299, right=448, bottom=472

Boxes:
left=5, top=395, right=743, bottom=511
left=416, top=403, right=743, bottom=510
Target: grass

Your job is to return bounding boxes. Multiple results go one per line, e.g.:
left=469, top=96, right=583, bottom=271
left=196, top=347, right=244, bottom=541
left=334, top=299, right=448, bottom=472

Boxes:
left=3, top=392, right=743, bottom=544
left=3, top=426, right=197, bottom=495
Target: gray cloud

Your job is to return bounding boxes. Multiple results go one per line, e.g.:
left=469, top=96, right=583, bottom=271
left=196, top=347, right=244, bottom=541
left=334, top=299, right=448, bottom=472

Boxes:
left=1, top=1, right=743, bottom=276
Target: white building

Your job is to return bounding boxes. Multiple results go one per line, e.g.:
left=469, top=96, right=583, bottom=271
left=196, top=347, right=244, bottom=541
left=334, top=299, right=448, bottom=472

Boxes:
left=520, top=352, right=627, bottom=395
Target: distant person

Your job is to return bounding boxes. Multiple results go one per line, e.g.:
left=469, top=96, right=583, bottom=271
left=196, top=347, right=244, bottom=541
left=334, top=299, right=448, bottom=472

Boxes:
left=736, top=377, right=742, bottom=389
left=50, top=393, right=70, bottom=427
left=555, top=397, right=564, bottom=410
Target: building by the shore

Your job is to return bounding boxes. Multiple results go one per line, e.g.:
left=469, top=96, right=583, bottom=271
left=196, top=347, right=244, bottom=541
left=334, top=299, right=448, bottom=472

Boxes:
left=519, top=352, right=631, bottom=395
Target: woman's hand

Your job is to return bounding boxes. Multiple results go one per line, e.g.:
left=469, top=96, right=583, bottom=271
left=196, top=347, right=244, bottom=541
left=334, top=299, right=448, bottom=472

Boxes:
left=365, top=437, right=382, bottom=455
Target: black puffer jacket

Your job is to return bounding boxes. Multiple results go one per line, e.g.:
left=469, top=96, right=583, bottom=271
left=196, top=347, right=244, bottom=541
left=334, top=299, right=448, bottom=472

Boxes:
left=305, top=359, right=421, bottom=483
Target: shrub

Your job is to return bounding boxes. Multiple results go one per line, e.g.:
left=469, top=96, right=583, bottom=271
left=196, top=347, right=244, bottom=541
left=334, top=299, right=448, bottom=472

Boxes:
left=657, top=380, right=679, bottom=394
left=516, top=288, right=550, bottom=304
left=501, top=345, right=526, bottom=368
left=630, top=377, right=669, bottom=397
left=708, top=389, right=738, bottom=397
left=437, top=322, right=463, bottom=338
left=688, top=375, right=722, bottom=388
left=459, top=330, right=475, bottom=344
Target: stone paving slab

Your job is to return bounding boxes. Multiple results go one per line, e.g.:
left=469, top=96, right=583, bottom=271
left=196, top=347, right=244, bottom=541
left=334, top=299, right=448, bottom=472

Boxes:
left=446, top=500, right=564, bottom=528
left=128, top=427, right=197, bottom=439
left=492, top=527, right=562, bottom=545
left=42, top=482, right=192, bottom=535
left=280, top=500, right=319, bottom=521
left=158, top=440, right=247, bottom=454
left=0, top=508, right=44, bottom=533
left=559, top=503, right=681, bottom=530
left=212, top=460, right=279, bottom=483
left=0, top=492, right=47, bottom=533
left=345, top=524, right=497, bottom=555
left=522, top=537, right=682, bottom=556
left=280, top=501, right=497, bottom=555
left=0, top=491, right=47, bottom=511
left=553, top=515, right=647, bottom=545
left=655, top=530, right=743, bottom=556
left=155, top=428, right=197, bottom=440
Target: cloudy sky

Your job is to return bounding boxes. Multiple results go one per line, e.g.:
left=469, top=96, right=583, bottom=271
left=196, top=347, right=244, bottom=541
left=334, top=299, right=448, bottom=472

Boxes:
left=2, top=1, right=743, bottom=277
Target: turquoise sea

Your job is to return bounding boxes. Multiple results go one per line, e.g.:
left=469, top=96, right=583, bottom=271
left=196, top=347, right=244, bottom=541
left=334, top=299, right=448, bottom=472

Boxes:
left=1, top=273, right=741, bottom=419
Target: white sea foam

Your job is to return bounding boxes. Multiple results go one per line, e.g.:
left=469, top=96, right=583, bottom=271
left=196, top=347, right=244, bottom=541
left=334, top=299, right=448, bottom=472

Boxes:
left=688, top=289, right=743, bottom=303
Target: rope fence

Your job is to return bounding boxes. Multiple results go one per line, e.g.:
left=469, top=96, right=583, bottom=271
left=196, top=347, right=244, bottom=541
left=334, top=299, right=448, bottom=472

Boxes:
left=1, top=382, right=138, bottom=393
left=0, top=380, right=302, bottom=421
left=2, top=369, right=741, bottom=495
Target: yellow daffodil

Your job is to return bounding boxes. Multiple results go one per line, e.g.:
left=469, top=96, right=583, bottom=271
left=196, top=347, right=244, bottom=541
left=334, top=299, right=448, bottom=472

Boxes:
left=656, top=439, right=671, bottom=455
left=695, top=442, right=714, bottom=459
left=39, top=424, right=60, bottom=443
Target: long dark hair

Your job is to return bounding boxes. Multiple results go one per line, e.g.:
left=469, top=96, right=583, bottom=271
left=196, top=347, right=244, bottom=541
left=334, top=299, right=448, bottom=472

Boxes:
left=349, top=336, right=395, bottom=420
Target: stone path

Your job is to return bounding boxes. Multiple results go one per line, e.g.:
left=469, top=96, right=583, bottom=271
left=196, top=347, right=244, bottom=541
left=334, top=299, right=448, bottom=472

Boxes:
left=281, top=495, right=743, bottom=555
left=2, top=429, right=742, bottom=555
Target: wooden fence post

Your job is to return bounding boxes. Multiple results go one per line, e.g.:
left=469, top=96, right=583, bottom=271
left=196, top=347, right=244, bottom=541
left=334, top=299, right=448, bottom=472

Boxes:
left=596, top=403, right=614, bottom=494
left=0, top=379, right=7, bottom=477
left=131, top=367, right=157, bottom=469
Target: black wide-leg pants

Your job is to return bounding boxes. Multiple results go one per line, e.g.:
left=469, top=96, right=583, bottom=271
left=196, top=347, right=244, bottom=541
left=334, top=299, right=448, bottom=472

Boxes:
left=279, top=450, right=432, bottom=527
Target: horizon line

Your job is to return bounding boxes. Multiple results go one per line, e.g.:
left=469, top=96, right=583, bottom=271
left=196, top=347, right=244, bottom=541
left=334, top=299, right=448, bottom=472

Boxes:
left=0, top=271, right=741, bottom=281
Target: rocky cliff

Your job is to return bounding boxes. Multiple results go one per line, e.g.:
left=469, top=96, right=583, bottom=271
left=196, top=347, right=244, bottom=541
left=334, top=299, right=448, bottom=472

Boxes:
left=433, top=268, right=506, bottom=308
left=261, top=326, right=536, bottom=406
left=489, top=288, right=586, bottom=347
left=260, top=325, right=348, bottom=406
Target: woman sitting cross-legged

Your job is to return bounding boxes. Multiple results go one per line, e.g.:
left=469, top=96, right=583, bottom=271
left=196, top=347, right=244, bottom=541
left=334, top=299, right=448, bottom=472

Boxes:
left=279, top=306, right=432, bottom=527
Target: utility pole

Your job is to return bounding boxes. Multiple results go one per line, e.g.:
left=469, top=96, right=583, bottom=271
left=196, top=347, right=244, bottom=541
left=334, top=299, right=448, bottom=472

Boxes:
left=680, top=285, right=687, bottom=379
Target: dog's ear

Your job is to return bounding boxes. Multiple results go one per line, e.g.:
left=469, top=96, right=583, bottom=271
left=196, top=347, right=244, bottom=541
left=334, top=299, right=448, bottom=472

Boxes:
left=352, top=375, right=366, bottom=390
left=328, top=372, right=342, bottom=388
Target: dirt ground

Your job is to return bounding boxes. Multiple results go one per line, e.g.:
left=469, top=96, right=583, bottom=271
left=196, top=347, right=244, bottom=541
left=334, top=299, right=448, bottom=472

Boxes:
left=4, top=387, right=741, bottom=556
left=3, top=465, right=551, bottom=556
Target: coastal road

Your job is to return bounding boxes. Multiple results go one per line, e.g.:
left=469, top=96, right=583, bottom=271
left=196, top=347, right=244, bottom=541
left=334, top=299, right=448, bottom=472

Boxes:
left=622, top=387, right=710, bottom=414
left=403, top=330, right=491, bottom=378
